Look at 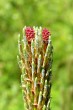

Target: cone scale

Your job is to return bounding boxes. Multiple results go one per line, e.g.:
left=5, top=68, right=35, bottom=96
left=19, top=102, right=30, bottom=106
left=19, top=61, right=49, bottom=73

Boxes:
left=17, top=26, right=53, bottom=110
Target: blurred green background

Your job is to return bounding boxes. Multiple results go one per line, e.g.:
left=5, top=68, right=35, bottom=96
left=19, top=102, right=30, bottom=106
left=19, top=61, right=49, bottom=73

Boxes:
left=0, top=0, right=73, bottom=110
